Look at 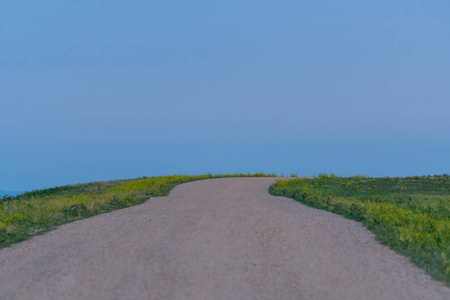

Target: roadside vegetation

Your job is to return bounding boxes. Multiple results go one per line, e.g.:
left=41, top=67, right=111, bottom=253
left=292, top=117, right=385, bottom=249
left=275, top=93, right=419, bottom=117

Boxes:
left=269, top=174, right=450, bottom=285
left=0, top=173, right=274, bottom=248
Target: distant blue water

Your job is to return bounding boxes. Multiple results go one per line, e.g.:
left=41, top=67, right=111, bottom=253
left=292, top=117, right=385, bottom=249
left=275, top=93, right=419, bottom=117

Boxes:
left=1, top=138, right=449, bottom=191
left=0, top=190, right=25, bottom=197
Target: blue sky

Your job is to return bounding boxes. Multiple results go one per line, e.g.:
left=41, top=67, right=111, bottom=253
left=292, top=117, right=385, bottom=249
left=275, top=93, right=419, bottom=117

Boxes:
left=1, top=1, right=450, bottom=191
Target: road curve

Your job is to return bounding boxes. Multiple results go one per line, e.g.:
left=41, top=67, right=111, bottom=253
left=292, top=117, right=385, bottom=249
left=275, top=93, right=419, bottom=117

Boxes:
left=0, top=177, right=449, bottom=300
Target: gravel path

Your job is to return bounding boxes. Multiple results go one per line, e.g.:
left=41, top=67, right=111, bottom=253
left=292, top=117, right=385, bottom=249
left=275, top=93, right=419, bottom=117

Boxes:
left=0, top=177, right=449, bottom=300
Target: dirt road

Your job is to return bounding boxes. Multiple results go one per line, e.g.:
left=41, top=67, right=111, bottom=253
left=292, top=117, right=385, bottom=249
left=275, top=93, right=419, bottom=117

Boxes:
left=0, top=177, right=449, bottom=299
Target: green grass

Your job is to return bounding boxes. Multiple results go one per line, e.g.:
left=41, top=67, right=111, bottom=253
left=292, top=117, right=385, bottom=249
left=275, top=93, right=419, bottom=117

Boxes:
left=269, top=174, right=450, bottom=286
left=0, top=173, right=275, bottom=248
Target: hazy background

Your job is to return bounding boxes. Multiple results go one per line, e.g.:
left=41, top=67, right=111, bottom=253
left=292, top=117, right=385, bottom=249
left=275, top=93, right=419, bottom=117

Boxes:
left=1, top=1, right=450, bottom=191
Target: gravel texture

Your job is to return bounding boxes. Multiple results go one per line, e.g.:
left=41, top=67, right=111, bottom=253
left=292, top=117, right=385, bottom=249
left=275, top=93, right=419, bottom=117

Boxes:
left=0, top=177, right=449, bottom=300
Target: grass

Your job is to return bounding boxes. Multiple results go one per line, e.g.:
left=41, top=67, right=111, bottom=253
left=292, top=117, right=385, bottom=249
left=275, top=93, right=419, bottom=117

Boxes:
left=0, top=173, right=275, bottom=248
left=4, top=172, right=448, bottom=285
left=269, top=174, right=450, bottom=286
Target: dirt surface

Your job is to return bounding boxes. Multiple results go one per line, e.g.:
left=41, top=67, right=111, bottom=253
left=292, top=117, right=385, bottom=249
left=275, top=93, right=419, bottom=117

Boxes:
left=0, top=177, right=449, bottom=300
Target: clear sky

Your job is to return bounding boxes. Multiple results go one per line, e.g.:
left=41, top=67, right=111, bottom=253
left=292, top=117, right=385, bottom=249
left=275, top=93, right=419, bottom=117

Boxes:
left=1, top=1, right=450, bottom=191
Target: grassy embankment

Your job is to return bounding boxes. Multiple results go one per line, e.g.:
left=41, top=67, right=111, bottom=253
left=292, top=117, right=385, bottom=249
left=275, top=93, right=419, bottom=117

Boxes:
left=0, top=173, right=274, bottom=248
left=270, top=175, right=450, bottom=286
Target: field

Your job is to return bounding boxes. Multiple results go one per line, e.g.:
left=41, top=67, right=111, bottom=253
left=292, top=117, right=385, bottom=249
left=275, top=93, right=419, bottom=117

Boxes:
left=0, top=173, right=274, bottom=248
left=2, top=173, right=449, bottom=286
left=269, top=175, right=450, bottom=285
